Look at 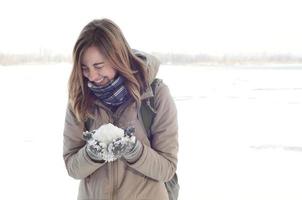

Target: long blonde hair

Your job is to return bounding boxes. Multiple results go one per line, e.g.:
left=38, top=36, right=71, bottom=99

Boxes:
left=68, top=19, right=149, bottom=122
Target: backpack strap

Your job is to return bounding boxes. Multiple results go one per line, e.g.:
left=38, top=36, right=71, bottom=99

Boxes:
left=141, top=79, right=180, bottom=200
left=84, top=117, right=93, bottom=131
left=140, top=78, right=162, bottom=140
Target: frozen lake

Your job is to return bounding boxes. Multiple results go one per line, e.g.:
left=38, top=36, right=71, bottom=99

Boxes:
left=0, top=63, right=302, bottom=199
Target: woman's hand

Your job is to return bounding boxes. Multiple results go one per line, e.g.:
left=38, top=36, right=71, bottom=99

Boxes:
left=83, top=125, right=142, bottom=163
left=83, top=130, right=108, bottom=162
left=107, top=127, right=143, bottom=163
left=107, top=133, right=137, bottom=159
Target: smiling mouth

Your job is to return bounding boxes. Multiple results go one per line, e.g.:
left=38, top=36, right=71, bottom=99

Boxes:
left=95, top=77, right=104, bottom=84
left=94, top=77, right=109, bottom=86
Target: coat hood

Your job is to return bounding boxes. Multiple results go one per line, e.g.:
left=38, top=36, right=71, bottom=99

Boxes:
left=133, top=50, right=160, bottom=100
left=133, top=50, right=160, bottom=85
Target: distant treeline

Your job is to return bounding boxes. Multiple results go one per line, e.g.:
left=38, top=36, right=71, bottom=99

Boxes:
left=0, top=53, right=71, bottom=66
left=1, top=52, right=302, bottom=66
left=152, top=52, right=302, bottom=65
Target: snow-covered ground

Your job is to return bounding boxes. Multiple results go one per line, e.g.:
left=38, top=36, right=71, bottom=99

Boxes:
left=0, top=63, right=302, bottom=200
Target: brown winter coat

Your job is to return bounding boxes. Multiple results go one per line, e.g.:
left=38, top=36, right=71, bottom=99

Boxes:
left=63, top=54, right=178, bottom=200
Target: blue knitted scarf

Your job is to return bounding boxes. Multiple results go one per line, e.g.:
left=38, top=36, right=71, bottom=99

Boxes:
left=87, top=76, right=131, bottom=107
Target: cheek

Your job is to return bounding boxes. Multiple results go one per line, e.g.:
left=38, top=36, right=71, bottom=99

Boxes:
left=108, top=68, right=118, bottom=79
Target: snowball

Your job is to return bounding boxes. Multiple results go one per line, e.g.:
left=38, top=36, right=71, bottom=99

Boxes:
left=93, top=123, right=124, bottom=144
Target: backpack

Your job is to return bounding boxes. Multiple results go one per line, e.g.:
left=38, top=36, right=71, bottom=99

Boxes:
left=140, top=78, right=179, bottom=200
left=84, top=78, right=179, bottom=200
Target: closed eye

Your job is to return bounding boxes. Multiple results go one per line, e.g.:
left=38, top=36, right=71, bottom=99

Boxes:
left=94, top=62, right=105, bottom=68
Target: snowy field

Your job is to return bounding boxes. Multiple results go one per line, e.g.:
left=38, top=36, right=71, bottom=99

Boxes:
left=0, top=63, right=302, bottom=200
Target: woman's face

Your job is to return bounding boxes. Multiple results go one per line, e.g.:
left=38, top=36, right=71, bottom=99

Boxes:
left=81, top=46, right=117, bottom=86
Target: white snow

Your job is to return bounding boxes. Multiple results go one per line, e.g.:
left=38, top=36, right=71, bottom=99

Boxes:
left=0, top=63, right=302, bottom=200
left=93, top=123, right=124, bottom=144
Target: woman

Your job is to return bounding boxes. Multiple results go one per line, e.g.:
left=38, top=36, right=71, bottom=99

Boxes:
left=63, top=18, right=178, bottom=200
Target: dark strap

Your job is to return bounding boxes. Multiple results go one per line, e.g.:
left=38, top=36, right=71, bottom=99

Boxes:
left=140, top=78, right=162, bottom=140
left=84, top=117, right=94, bottom=131
left=142, top=79, right=179, bottom=200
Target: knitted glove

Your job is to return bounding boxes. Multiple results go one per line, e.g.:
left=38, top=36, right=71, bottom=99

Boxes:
left=83, top=130, right=108, bottom=162
left=107, top=127, right=143, bottom=163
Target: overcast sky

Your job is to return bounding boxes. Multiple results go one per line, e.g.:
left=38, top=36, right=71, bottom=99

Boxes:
left=1, top=0, right=302, bottom=55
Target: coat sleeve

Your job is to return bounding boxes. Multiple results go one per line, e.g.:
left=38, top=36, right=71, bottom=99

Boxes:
left=127, top=83, right=178, bottom=182
left=63, top=105, right=105, bottom=179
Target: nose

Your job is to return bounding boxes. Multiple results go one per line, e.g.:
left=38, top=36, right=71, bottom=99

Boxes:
left=88, top=68, right=99, bottom=82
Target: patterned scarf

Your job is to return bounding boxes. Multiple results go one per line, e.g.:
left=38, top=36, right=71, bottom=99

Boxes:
left=87, top=76, right=131, bottom=107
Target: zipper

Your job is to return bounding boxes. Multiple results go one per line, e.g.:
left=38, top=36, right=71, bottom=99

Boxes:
left=108, top=161, right=118, bottom=200
left=108, top=161, right=113, bottom=200
left=112, top=161, right=118, bottom=200
left=109, top=111, right=117, bottom=200
left=99, top=100, right=131, bottom=200
left=110, top=104, right=129, bottom=200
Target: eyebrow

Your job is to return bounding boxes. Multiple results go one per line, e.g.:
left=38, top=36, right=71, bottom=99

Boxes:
left=80, top=62, right=105, bottom=67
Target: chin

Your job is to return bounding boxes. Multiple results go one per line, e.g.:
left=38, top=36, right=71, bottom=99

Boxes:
left=94, top=82, right=104, bottom=86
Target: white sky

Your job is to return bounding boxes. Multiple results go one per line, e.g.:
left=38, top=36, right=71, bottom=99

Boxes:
left=1, top=0, right=302, bottom=55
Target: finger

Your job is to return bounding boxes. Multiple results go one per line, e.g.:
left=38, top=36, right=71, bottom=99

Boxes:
left=116, top=137, right=122, bottom=141
left=88, top=145, right=97, bottom=154
left=83, top=131, right=93, bottom=141
left=90, top=144, right=103, bottom=154
left=124, top=127, right=135, bottom=137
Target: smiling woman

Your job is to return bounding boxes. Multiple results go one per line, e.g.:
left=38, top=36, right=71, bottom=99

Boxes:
left=63, top=18, right=179, bottom=200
